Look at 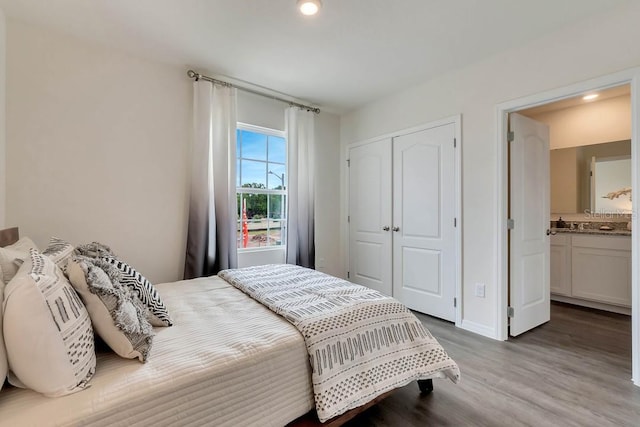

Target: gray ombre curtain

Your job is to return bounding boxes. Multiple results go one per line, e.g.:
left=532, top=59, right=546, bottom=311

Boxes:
left=184, top=80, right=238, bottom=279
left=285, top=107, right=315, bottom=268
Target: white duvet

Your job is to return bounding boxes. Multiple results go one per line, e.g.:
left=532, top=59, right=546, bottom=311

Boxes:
left=0, top=276, right=314, bottom=427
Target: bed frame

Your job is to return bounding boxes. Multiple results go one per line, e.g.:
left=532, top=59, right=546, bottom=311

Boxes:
left=0, top=227, right=433, bottom=426
left=290, top=380, right=433, bottom=426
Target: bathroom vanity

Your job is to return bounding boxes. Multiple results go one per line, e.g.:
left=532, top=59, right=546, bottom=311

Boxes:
left=551, top=228, right=631, bottom=314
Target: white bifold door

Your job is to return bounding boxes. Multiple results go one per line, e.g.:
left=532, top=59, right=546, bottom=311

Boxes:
left=348, top=123, right=457, bottom=322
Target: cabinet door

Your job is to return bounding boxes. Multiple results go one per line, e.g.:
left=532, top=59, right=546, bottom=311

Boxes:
left=550, top=235, right=571, bottom=296
left=348, top=139, right=393, bottom=295
left=392, top=124, right=456, bottom=321
left=571, top=236, right=631, bottom=307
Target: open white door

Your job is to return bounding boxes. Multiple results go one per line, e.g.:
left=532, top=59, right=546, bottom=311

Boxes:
left=509, top=113, right=550, bottom=336
left=393, top=124, right=456, bottom=321
left=348, top=139, right=393, bottom=295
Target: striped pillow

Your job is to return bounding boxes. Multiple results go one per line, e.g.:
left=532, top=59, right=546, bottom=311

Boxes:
left=3, top=249, right=96, bottom=396
left=102, top=256, right=173, bottom=327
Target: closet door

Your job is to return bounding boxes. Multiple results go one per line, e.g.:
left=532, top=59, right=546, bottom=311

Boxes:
left=348, top=139, right=393, bottom=295
left=392, top=124, right=456, bottom=321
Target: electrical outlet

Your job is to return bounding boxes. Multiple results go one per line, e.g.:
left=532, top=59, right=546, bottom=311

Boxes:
left=474, top=283, right=486, bottom=298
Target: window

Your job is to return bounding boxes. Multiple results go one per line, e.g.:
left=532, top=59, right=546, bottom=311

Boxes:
left=236, top=124, right=287, bottom=249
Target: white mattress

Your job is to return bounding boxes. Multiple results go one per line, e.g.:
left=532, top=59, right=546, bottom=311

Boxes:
left=0, top=276, right=315, bottom=427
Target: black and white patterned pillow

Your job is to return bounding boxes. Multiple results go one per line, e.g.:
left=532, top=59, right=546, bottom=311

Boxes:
left=42, top=237, right=75, bottom=269
left=4, top=249, right=96, bottom=396
left=101, top=256, right=173, bottom=327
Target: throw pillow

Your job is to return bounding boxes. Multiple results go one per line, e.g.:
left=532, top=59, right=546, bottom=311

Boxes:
left=66, top=257, right=153, bottom=362
left=0, top=237, right=39, bottom=284
left=3, top=249, right=96, bottom=397
left=42, top=236, right=75, bottom=269
left=102, top=256, right=173, bottom=327
left=0, top=281, right=7, bottom=392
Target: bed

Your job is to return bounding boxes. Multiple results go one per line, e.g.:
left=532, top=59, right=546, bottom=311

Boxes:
left=0, top=228, right=459, bottom=426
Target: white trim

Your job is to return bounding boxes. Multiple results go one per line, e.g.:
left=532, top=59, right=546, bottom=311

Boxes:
left=551, top=295, right=631, bottom=316
left=495, top=67, right=640, bottom=386
left=631, top=73, right=640, bottom=387
left=453, top=115, right=463, bottom=327
left=345, top=115, right=463, bottom=328
left=238, top=245, right=286, bottom=254
left=237, top=121, right=286, bottom=138
left=460, top=319, right=496, bottom=339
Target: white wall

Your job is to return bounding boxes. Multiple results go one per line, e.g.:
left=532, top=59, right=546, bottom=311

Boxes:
left=314, top=111, right=341, bottom=277
left=0, top=9, right=5, bottom=228
left=5, top=19, right=342, bottom=282
left=340, top=2, right=640, bottom=336
left=528, top=95, right=631, bottom=149
left=6, top=20, right=192, bottom=283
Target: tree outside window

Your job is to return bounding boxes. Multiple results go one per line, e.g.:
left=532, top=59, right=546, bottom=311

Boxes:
left=236, top=125, right=287, bottom=249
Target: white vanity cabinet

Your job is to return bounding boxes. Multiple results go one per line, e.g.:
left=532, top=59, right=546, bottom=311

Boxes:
left=550, top=233, right=631, bottom=312
left=571, top=234, right=631, bottom=307
left=550, top=234, right=571, bottom=296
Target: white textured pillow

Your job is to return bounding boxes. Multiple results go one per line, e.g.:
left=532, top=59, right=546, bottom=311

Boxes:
left=67, top=258, right=153, bottom=362
left=0, top=237, right=39, bottom=284
left=3, top=249, right=96, bottom=397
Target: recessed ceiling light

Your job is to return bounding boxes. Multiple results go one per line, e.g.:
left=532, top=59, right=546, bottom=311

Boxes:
left=298, top=0, right=322, bottom=16
left=583, top=94, right=599, bottom=101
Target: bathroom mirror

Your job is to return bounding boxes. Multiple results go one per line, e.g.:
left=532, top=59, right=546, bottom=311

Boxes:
left=550, top=140, right=631, bottom=214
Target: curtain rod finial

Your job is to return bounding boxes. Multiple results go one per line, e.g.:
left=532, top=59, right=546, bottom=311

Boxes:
left=187, top=70, right=199, bottom=80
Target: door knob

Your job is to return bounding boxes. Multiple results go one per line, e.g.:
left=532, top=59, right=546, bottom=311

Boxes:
left=392, top=226, right=400, bottom=232
left=383, top=226, right=390, bottom=231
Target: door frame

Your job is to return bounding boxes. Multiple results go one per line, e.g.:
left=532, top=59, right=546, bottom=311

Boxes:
left=344, top=114, right=463, bottom=327
left=495, top=68, right=640, bottom=386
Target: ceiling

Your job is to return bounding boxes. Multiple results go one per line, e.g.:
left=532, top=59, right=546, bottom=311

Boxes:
left=0, top=0, right=628, bottom=113
left=520, top=84, right=631, bottom=116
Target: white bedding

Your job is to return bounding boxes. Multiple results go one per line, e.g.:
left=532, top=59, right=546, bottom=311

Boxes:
left=0, top=276, right=315, bottom=427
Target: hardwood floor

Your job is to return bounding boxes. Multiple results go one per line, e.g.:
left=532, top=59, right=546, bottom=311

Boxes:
left=344, top=302, right=640, bottom=427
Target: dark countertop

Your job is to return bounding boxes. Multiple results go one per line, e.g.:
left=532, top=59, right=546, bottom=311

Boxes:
left=552, top=228, right=631, bottom=236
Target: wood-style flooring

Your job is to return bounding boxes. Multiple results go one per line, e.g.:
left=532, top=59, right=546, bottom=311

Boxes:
left=344, top=302, right=640, bottom=427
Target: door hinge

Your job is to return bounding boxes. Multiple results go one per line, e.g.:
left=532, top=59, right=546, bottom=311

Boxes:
left=347, top=159, right=350, bottom=167
left=347, top=271, right=350, bottom=279
left=507, top=306, right=515, bottom=318
left=454, top=218, right=457, bottom=227
left=507, top=131, right=515, bottom=142
left=454, top=137, right=457, bottom=148
left=454, top=297, right=457, bottom=308
left=507, top=218, right=515, bottom=230
left=347, top=215, right=350, bottom=223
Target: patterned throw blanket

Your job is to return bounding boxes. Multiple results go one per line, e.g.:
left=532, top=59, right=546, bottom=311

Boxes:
left=218, top=264, right=460, bottom=422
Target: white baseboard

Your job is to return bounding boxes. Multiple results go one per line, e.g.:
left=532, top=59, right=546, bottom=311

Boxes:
left=460, top=319, right=498, bottom=340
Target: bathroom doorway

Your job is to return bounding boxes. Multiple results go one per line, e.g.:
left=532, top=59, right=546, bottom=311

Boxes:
left=495, top=69, right=640, bottom=387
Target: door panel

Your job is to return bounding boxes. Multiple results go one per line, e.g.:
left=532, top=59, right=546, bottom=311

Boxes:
left=393, top=124, right=456, bottom=321
left=348, top=139, right=392, bottom=295
left=509, top=113, right=550, bottom=336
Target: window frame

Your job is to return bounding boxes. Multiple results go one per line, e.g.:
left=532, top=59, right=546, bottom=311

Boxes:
left=236, top=122, right=287, bottom=252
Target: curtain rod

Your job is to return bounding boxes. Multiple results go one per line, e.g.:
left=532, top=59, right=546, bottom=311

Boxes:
left=187, top=70, right=320, bottom=114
